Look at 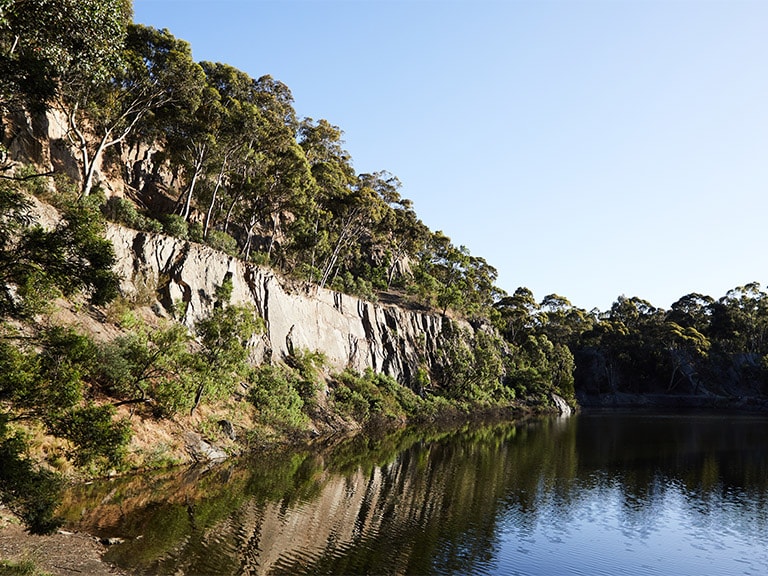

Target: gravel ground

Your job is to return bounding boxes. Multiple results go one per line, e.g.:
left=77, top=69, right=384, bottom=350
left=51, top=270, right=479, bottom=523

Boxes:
left=0, top=510, right=126, bottom=576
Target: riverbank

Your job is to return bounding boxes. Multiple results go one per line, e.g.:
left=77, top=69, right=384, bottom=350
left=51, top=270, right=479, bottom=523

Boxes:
left=0, top=507, right=125, bottom=576
left=1, top=402, right=550, bottom=575
left=577, top=392, right=768, bottom=411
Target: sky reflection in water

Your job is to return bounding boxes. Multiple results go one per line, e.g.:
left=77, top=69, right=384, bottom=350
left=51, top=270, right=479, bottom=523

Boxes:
left=63, top=413, right=768, bottom=575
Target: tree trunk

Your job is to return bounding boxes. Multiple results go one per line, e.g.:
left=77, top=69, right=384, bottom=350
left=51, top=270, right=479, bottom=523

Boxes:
left=204, top=156, right=228, bottom=239
left=177, top=144, right=207, bottom=221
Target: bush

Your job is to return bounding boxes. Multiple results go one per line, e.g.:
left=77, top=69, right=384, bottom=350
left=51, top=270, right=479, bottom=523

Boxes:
left=332, top=384, right=371, bottom=421
left=0, top=416, right=63, bottom=535
left=102, top=197, right=163, bottom=233
left=205, top=230, right=238, bottom=256
left=247, top=365, right=310, bottom=433
left=96, top=322, right=194, bottom=415
left=162, top=214, right=189, bottom=239
left=285, top=349, right=326, bottom=405
left=102, top=196, right=142, bottom=228
left=331, top=368, right=421, bottom=423
left=188, top=221, right=204, bottom=243
left=50, top=404, right=131, bottom=471
left=0, top=327, right=99, bottom=416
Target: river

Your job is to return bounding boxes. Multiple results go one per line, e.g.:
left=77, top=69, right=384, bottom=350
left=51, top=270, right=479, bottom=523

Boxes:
left=59, top=412, right=768, bottom=575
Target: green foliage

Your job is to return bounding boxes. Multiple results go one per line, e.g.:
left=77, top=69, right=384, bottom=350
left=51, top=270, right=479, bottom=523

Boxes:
left=0, top=415, right=63, bottom=535
left=2, top=183, right=121, bottom=316
left=161, top=213, right=189, bottom=239
left=96, top=321, right=193, bottom=416
left=0, top=327, right=99, bottom=416
left=98, top=306, right=263, bottom=417
left=214, top=274, right=234, bottom=304
left=0, top=0, right=131, bottom=110
left=0, top=559, right=51, bottom=576
left=49, top=403, right=131, bottom=471
left=432, top=322, right=510, bottom=404
left=330, top=272, right=377, bottom=302
left=190, top=304, right=263, bottom=412
left=205, top=229, right=238, bottom=256
left=331, top=368, right=425, bottom=424
left=284, top=348, right=326, bottom=405
left=188, top=221, right=204, bottom=243
left=247, top=365, right=310, bottom=433
left=0, top=325, right=132, bottom=476
left=103, top=196, right=162, bottom=233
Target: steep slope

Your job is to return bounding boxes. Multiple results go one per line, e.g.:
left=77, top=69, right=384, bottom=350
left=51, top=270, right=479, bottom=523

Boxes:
left=107, top=224, right=462, bottom=390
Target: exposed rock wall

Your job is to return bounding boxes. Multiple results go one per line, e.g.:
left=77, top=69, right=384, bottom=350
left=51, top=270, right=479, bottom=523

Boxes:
left=107, top=225, right=457, bottom=386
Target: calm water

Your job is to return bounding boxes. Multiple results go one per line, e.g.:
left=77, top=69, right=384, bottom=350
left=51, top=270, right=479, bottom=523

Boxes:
left=60, top=412, right=768, bottom=575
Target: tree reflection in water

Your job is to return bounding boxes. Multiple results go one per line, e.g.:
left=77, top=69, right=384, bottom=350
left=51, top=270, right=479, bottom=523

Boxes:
left=60, top=413, right=768, bottom=575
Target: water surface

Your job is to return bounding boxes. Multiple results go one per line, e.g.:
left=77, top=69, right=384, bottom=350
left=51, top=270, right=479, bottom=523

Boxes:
left=61, top=412, right=768, bottom=575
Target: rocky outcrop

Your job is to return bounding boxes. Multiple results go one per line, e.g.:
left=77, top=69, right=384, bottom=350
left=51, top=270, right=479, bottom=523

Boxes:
left=551, top=393, right=572, bottom=417
left=106, top=225, right=459, bottom=387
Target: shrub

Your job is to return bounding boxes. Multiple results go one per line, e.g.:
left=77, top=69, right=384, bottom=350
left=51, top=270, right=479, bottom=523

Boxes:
left=205, top=230, right=238, bottom=256
left=188, top=221, right=204, bottom=243
left=102, top=196, right=142, bottom=228
left=332, top=384, right=371, bottom=421
left=285, top=349, right=326, bottom=406
left=162, top=214, right=189, bottom=239
left=0, top=416, right=63, bottom=535
left=95, top=322, right=194, bottom=415
left=247, top=365, right=310, bottom=433
left=102, top=197, right=162, bottom=233
left=330, top=368, right=420, bottom=423
left=49, top=403, right=131, bottom=471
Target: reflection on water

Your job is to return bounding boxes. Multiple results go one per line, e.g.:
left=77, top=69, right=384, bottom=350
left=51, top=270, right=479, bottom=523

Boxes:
left=61, top=413, right=768, bottom=575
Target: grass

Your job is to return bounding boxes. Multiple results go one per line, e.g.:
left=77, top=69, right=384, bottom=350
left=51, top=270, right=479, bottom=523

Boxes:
left=0, top=560, right=52, bottom=576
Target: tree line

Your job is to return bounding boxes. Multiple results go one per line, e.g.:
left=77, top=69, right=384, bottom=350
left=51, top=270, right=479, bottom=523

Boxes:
left=1, top=0, right=502, bottom=319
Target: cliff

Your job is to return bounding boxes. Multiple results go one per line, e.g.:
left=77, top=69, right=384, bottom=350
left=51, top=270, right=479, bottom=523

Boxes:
left=106, top=224, right=458, bottom=389
left=4, top=108, right=491, bottom=400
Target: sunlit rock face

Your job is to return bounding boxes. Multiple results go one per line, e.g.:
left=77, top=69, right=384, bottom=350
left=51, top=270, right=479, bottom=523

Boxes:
left=107, top=224, right=455, bottom=387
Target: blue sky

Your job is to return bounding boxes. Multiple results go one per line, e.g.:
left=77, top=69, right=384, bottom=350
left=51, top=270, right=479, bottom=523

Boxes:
left=133, top=0, right=768, bottom=312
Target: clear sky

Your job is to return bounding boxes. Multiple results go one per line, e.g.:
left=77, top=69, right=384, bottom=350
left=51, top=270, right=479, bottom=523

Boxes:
left=133, top=0, right=768, bottom=312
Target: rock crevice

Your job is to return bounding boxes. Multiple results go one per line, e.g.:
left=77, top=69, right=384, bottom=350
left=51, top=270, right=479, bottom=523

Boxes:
left=107, top=225, right=464, bottom=386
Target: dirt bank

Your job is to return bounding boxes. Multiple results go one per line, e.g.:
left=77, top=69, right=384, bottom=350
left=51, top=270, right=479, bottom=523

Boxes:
left=0, top=509, right=124, bottom=576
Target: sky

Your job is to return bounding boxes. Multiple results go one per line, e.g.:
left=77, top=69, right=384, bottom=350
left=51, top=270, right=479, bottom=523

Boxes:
left=133, top=0, right=768, bottom=312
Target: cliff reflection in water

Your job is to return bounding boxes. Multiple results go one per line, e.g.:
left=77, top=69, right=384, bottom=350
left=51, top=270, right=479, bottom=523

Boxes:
left=61, top=413, right=768, bottom=575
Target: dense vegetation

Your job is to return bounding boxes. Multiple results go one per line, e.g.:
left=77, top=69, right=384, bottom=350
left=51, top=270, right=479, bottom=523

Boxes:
left=1, top=0, right=767, bottom=537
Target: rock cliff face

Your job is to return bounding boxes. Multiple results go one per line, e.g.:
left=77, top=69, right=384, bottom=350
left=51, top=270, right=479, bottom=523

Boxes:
left=107, top=224, right=458, bottom=387
left=5, top=110, right=466, bottom=389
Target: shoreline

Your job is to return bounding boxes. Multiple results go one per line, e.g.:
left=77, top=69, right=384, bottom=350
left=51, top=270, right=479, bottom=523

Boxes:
left=0, top=508, right=126, bottom=576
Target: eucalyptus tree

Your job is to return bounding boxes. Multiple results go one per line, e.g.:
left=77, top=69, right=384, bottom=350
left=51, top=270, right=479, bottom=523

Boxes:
left=55, top=24, right=204, bottom=198
left=316, top=172, right=391, bottom=288
left=332, top=170, right=407, bottom=288
left=608, top=295, right=663, bottom=331
left=461, top=255, right=503, bottom=318
left=298, top=118, right=356, bottom=282
left=0, top=0, right=131, bottom=112
left=654, top=321, right=710, bottom=392
left=195, top=62, right=263, bottom=239
left=709, top=282, right=768, bottom=355
left=494, top=287, right=539, bottom=345
left=666, top=292, right=714, bottom=333
left=378, top=197, right=430, bottom=288
left=0, top=0, right=131, bottom=183
left=537, top=293, right=595, bottom=347
left=224, top=76, right=315, bottom=264
left=491, top=287, right=579, bottom=401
